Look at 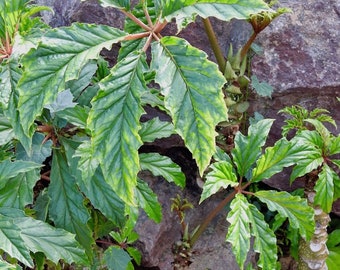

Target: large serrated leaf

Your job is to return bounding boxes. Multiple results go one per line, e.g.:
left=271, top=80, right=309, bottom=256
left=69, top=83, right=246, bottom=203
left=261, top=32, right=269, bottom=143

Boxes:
left=151, top=36, right=227, bottom=175
left=0, top=169, right=40, bottom=209
left=0, top=208, right=88, bottom=266
left=163, top=0, right=269, bottom=31
left=77, top=167, right=126, bottom=226
left=248, top=204, right=277, bottom=269
left=0, top=113, right=14, bottom=145
left=139, top=117, right=174, bottom=142
left=251, top=138, right=315, bottom=183
left=314, top=164, right=334, bottom=213
left=17, top=23, right=127, bottom=137
left=1, top=58, right=32, bottom=152
left=48, top=149, right=94, bottom=259
left=255, top=190, right=315, bottom=240
left=232, top=119, right=274, bottom=178
left=0, top=159, right=41, bottom=189
left=0, top=215, right=33, bottom=267
left=139, top=152, right=185, bottom=188
left=135, top=179, right=162, bottom=223
left=200, top=161, right=238, bottom=203
left=88, top=51, right=147, bottom=204
left=226, top=194, right=251, bottom=268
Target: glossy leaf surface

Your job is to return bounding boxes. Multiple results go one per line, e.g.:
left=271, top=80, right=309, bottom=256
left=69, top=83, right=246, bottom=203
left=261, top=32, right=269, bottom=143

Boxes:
left=152, top=36, right=227, bottom=174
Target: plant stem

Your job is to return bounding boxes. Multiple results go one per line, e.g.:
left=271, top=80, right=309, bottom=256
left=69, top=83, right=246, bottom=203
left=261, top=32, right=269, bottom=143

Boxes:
left=240, top=31, right=257, bottom=61
left=202, top=18, right=225, bottom=72
left=190, top=189, right=237, bottom=246
left=121, top=9, right=152, bottom=31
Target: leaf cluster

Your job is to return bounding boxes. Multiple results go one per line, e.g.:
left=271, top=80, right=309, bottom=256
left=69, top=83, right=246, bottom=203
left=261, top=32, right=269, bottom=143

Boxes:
left=0, top=0, right=276, bottom=268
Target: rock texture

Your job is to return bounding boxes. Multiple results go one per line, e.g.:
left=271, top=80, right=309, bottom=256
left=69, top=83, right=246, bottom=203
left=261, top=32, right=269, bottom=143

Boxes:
left=34, top=0, right=340, bottom=268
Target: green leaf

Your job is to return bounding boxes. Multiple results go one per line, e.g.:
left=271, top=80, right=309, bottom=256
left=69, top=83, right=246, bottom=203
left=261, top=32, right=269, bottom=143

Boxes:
left=248, top=204, right=277, bottom=269
left=0, top=258, right=20, bottom=270
left=326, top=246, right=340, bottom=270
left=290, top=131, right=324, bottom=182
left=0, top=113, right=14, bottom=145
left=56, top=105, right=89, bottom=130
left=200, top=161, right=238, bottom=203
left=0, top=60, right=20, bottom=109
left=135, top=179, right=162, bottom=223
left=73, top=139, right=99, bottom=185
left=314, top=164, right=334, bottom=213
left=0, top=169, right=40, bottom=209
left=251, top=75, right=273, bottom=98
left=0, top=215, right=33, bottom=267
left=126, top=246, right=141, bottom=266
left=99, top=0, right=131, bottom=10
left=163, top=0, right=269, bottom=32
left=226, top=194, right=251, bottom=268
left=17, top=23, right=127, bottom=137
left=33, top=189, right=50, bottom=222
left=251, top=138, right=315, bottom=183
left=0, top=159, right=41, bottom=189
left=255, top=190, right=315, bottom=240
left=16, top=132, right=52, bottom=164
left=0, top=208, right=88, bottom=266
left=329, top=135, right=340, bottom=155
left=77, top=167, right=126, bottom=226
left=103, top=246, right=132, bottom=270
left=152, top=36, right=227, bottom=175
left=88, top=51, right=147, bottom=205
left=139, top=117, right=174, bottom=142
left=48, top=149, right=94, bottom=259
left=327, top=229, right=340, bottom=248
left=139, top=153, right=185, bottom=188
left=1, top=58, right=31, bottom=152
left=232, top=119, right=274, bottom=178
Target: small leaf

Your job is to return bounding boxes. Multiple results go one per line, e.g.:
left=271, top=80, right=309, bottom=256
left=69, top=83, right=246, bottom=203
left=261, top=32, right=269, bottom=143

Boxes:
left=0, top=258, right=20, bottom=270
left=139, top=153, right=185, bottom=188
left=200, top=161, right=238, bottom=203
left=56, top=105, right=90, bottom=129
left=251, top=75, right=273, bottom=98
left=103, top=246, right=132, bottom=270
left=135, top=179, right=162, bottom=223
left=248, top=204, right=277, bottom=269
left=314, top=164, right=334, bottom=213
left=232, top=119, right=274, bottom=177
left=226, top=194, right=251, bottom=268
left=152, top=36, right=227, bottom=175
left=139, top=117, right=175, bottom=142
left=255, top=190, right=315, bottom=240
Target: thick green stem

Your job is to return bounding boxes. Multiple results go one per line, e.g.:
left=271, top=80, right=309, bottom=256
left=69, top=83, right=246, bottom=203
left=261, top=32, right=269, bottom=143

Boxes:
left=202, top=18, right=225, bottom=72
left=190, top=189, right=237, bottom=246
left=240, top=31, right=257, bottom=61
